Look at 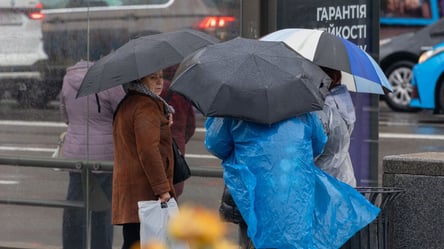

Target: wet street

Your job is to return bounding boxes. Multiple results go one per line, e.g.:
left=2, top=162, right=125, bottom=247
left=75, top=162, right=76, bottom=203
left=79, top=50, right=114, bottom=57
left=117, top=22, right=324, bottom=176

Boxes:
left=1, top=98, right=443, bottom=172
left=378, top=100, right=444, bottom=170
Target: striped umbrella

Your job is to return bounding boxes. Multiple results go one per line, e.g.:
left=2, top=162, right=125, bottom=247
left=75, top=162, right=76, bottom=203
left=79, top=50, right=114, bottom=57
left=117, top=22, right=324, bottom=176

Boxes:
left=261, top=28, right=393, bottom=95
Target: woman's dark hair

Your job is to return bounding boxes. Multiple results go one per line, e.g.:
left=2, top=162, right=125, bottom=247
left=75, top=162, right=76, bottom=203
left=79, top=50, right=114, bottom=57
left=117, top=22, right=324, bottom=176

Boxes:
left=320, top=66, right=342, bottom=90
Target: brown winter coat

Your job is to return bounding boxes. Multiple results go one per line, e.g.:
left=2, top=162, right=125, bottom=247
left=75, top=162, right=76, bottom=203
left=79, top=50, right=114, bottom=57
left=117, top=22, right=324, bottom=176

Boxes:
left=112, top=91, right=175, bottom=225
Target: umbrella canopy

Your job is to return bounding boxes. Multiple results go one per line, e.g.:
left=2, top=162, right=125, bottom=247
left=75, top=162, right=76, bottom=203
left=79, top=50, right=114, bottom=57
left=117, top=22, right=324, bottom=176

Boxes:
left=261, top=28, right=393, bottom=95
left=76, top=29, right=219, bottom=97
left=170, top=37, right=332, bottom=125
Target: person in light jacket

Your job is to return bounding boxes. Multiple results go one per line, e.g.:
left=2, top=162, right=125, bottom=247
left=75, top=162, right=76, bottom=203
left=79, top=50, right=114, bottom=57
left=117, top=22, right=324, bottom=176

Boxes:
left=315, top=67, right=357, bottom=187
left=60, top=59, right=126, bottom=249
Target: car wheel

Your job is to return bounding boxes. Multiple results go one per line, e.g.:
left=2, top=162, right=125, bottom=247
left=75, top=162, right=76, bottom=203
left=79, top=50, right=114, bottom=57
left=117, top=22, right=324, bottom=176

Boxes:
left=16, top=80, right=50, bottom=109
left=384, top=60, right=420, bottom=112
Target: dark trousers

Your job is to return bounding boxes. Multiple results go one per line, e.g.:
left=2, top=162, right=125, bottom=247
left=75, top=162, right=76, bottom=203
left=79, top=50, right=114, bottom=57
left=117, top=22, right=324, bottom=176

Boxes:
left=239, top=219, right=254, bottom=249
left=62, top=172, right=113, bottom=249
left=220, top=184, right=254, bottom=249
left=122, top=223, right=140, bottom=249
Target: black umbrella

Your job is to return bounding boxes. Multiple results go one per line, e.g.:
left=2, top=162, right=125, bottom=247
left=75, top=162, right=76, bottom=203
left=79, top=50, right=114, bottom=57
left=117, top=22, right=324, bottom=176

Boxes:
left=76, top=29, right=219, bottom=98
left=170, top=37, right=332, bottom=125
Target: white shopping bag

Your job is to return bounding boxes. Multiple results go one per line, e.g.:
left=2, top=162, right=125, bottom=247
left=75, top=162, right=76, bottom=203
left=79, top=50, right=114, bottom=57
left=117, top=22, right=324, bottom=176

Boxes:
left=138, top=198, right=189, bottom=249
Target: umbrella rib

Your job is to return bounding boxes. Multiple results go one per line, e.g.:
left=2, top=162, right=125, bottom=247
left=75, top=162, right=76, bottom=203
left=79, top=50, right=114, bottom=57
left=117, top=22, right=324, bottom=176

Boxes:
left=254, top=53, right=301, bottom=83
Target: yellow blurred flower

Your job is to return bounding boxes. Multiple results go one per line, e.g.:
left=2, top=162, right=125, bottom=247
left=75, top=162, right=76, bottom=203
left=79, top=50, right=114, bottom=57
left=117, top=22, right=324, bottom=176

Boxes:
left=135, top=204, right=238, bottom=249
left=168, top=204, right=227, bottom=245
left=129, top=241, right=140, bottom=249
left=141, top=240, right=169, bottom=249
left=212, top=239, right=240, bottom=249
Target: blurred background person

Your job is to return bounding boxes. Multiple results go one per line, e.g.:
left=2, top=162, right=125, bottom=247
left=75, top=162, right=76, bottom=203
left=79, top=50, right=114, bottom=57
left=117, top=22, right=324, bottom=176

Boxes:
left=161, top=64, right=196, bottom=197
left=59, top=59, right=126, bottom=249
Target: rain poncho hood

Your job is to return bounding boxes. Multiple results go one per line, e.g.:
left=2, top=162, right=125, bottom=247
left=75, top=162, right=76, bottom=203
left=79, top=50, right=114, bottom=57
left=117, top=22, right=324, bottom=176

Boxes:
left=205, top=114, right=379, bottom=249
left=324, top=85, right=356, bottom=131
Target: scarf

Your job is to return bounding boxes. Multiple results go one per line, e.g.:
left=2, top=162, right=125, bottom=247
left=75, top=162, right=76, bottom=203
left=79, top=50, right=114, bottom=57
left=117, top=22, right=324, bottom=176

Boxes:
left=126, top=81, right=175, bottom=115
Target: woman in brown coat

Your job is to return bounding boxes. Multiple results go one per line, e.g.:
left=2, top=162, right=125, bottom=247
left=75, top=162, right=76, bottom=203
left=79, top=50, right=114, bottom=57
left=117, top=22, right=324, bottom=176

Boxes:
left=112, top=70, right=175, bottom=249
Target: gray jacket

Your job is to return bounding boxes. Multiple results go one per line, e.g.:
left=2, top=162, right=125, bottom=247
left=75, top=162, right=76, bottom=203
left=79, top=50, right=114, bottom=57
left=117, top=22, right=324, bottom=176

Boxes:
left=315, top=85, right=357, bottom=187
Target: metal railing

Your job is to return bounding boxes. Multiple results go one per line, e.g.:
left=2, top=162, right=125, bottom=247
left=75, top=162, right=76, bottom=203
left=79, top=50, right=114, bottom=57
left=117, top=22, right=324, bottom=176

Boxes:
left=0, top=156, right=404, bottom=249
left=341, top=187, right=405, bottom=249
left=0, top=155, right=223, bottom=249
left=0, top=155, right=222, bottom=207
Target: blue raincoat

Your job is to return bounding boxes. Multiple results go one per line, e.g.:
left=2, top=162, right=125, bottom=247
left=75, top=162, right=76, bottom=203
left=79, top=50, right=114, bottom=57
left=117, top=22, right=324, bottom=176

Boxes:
left=205, top=114, right=380, bottom=249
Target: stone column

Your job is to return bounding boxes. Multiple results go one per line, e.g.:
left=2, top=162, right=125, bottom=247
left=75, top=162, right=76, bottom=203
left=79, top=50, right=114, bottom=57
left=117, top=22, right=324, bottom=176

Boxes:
left=383, top=152, right=444, bottom=249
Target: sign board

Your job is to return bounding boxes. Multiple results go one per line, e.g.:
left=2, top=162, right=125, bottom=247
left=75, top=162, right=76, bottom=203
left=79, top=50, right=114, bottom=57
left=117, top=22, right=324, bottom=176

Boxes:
left=276, top=0, right=380, bottom=186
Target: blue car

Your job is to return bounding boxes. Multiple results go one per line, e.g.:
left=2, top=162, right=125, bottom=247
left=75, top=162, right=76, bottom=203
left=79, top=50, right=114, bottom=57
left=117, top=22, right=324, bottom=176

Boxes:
left=410, top=42, right=444, bottom=113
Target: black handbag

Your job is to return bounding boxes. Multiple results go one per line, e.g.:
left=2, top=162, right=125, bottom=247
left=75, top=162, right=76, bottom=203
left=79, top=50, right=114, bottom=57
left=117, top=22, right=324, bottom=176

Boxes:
left=172, top=139, right=191, bottom=184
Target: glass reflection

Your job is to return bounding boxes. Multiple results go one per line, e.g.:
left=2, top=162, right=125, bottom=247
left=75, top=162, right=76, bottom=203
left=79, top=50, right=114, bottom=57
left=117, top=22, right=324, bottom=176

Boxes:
left=0, top=0, right=240, bottom=248
left=381, top=0, right=436, bottom=18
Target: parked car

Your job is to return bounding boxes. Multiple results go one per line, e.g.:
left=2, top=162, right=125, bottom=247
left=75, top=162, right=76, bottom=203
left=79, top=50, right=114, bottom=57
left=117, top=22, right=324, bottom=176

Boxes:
left=39, top=0, right=239, bottom=106
left=379, top=17, right=444, bottom=112
left=0, top=0, right=48, bottom=107
left=410, top=42, right=444, bottom=112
